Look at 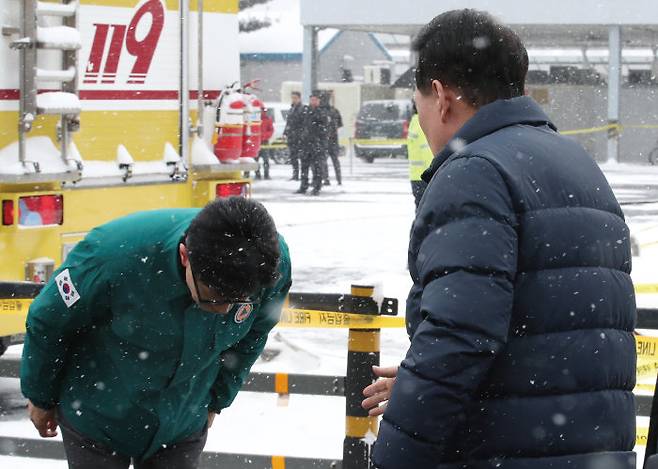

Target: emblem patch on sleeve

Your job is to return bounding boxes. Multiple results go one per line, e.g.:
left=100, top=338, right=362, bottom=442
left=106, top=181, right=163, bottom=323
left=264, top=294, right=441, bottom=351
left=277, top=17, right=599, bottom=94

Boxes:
left=55, top=269, right=81, bottom=307
left=234, top=304, right=253, bottom=324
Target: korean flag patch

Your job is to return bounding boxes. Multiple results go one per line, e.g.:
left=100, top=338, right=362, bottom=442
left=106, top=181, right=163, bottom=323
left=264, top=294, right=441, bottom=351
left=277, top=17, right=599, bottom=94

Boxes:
left=55, top=269, right=80, bottom=308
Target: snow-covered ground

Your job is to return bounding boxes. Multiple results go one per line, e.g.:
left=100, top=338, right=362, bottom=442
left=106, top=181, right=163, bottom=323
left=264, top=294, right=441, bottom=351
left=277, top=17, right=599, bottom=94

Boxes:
left=2, top=157, right=658, bottom=466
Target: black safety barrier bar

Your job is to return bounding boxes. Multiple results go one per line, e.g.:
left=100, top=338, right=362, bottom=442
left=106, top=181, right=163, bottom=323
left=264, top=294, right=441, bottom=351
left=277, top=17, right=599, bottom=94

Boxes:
left=0, top=357, right=346, bottom=395
left=637, top=309, right=658, bottom=330
left=0, top=437, right=341, bottom=469
left=0, top=281, right=43, bottom=298
left=6, top=353, right=658, bottom=416
left=3, top=281, right=658, bottom=469
left=288, top=292, right=398, bottom=316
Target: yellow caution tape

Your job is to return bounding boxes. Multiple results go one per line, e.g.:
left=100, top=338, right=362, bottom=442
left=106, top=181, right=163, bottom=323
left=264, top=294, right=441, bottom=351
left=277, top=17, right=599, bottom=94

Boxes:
left=351, top=123, right=658, bottom=142
left=635, top=383, right=656, bottom=393
left=626, top=124, right=658, bottom=130
left=261, top=143, right=288, bottom=150
left=561, top=124, right=619, bottom=136
left=638, top=426, right=648, bottom=447
left=278, top=308, right=405, bottom=329
left=353, top=139, right=407, bottom=146
left=636, top=284, right=658, bottom=294
left=637, top=335, right=658, bottom=358
left=636, top=336, right=658, bottom=389
left=640, top=241, right=658, bottom=250
left=561, top=123, right=658, bottom=136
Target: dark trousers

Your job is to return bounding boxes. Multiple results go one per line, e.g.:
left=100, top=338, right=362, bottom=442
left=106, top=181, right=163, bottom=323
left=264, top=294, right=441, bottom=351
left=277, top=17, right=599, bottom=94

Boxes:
left=299, top=153, right=323, bottom=193
left=288, top=143, right=302, bottom=179
left=321, top=154, right=329, bottom=182
left=325, top=150, right=341, bottom=184
left=411, top=180, right=428, bottom=209
left=255, top=150, right=270, bottom=179
left=59, top=415, right=208, bottom=469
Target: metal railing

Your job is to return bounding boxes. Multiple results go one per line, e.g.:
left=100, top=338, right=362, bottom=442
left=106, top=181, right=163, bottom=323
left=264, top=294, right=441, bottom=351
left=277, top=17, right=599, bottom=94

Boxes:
left=2, top=281, right=658, bottom=468
left=0, top=281, right=402, bottom=468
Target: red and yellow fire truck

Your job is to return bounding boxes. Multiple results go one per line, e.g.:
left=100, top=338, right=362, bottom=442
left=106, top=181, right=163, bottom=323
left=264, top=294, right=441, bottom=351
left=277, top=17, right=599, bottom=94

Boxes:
left=0, top=0, right=253, bottom=353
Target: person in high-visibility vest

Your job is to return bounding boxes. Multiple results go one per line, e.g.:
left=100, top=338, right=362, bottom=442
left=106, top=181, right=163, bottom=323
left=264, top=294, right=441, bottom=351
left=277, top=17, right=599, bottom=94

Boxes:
left=407, top=107, right=435, bottom=208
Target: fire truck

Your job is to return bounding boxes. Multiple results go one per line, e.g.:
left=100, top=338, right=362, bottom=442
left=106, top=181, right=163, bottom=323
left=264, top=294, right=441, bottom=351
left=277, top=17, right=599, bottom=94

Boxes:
left=0, top=0, right=255, bottom=354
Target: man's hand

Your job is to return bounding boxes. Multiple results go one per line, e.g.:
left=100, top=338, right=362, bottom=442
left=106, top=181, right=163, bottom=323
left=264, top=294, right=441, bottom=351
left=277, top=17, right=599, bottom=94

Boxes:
left=361, top=365, right=398, bottom=417
left=208, top=411, right=216, bottom=428
left=27, top=400, right=58, bottom=438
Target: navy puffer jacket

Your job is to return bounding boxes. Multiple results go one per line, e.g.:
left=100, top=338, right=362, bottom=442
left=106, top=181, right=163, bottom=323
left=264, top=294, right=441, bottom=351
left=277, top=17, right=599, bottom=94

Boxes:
left=373, top=97, right=636, bottom=469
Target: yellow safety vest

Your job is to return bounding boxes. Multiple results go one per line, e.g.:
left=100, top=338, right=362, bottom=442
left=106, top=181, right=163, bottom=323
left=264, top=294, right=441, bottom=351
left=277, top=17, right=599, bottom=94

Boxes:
left=407, top=114, right=434, bottom=182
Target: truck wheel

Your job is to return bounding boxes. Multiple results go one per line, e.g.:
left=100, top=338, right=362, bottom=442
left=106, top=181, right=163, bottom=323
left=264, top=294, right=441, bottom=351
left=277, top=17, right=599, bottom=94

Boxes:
left=364, top=153, right=375, bottom=163
left=0, top=336, right=9, bottom=357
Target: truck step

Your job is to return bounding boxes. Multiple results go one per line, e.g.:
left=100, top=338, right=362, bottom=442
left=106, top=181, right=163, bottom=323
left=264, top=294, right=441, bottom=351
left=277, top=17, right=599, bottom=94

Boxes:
left=36, top=1, right=78, bottom=17
left=36, top=66, right=76, bottom=83
left=36, top=92, right=81, bottom=115
left=36, top=26, right=81, bottom=50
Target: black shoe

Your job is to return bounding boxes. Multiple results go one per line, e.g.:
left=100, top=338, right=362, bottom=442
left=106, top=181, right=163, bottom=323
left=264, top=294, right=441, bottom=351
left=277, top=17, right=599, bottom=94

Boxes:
left=310, top=189, right=320, bottom=196
left=264, top=175, right=271, bottom=180
left=289, top=176, right=299, bottom=181
left=294, top=189, right=307, bottom=194
left=338, top=181, right=342, bottom=186
left=323, top=179, right=330, bottom=186
left=255, top=173, right=262, bottom=180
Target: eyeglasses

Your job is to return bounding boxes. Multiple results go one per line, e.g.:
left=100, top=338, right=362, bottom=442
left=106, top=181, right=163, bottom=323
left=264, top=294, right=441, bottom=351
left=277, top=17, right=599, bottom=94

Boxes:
left=189, top=259, right=254, bottom=309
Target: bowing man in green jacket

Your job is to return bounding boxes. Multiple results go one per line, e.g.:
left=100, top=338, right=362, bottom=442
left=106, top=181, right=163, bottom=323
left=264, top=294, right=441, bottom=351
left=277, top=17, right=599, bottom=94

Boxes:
left=20, top=197, right=292, bottom=469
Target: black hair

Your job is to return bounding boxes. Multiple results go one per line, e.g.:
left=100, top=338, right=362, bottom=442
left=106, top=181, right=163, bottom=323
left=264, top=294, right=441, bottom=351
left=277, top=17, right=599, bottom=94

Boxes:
left=291, top=91, right=301, bottom=98
left=185, top=197, right=280, bottom=299
left=412, top=9, right=528, bottom=108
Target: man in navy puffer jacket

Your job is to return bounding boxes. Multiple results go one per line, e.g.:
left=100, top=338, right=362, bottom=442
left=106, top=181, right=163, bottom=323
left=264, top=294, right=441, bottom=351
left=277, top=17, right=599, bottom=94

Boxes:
left=362, top=9, right=636, bottom=469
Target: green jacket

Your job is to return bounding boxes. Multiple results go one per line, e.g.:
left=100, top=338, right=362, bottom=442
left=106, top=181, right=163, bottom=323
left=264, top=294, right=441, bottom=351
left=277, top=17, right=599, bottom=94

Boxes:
left=20, top=209, right=292, bottom=459
left=407, top=114, right=434, bottom=182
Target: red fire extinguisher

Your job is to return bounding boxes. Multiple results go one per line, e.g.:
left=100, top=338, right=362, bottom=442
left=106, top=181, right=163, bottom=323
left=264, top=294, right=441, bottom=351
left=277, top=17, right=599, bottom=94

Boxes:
left=213, top=82, right=245, bottom=163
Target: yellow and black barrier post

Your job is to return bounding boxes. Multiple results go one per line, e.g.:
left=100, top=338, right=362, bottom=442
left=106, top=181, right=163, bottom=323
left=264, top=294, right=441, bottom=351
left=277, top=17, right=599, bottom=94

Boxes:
left=343, top=284, right=380, bottom=469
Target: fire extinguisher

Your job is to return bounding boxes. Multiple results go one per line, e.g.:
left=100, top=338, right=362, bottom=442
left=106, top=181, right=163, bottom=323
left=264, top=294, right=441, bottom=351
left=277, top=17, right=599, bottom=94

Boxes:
left=213, top=82, right=245, bottom=163
left=240, top=81, right=263, bottom=161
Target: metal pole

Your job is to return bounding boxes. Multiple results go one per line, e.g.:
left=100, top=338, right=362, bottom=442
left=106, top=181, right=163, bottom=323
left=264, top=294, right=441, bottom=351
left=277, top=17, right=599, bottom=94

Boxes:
left=19, top=0, right=38, bottom=166
left=607, top=25, right=622, bottom=164
left=197, top=0, right=204, bottom=137
left=180, top=0, right=191, bottom=164
left=581, top=46, right=590, bottom=69
left=349, top=137, right=354, bottom=176
left=343, top=284, right=380, bottom=469
left=18, top=0, right=27, bottom=166
left=61, top=0, right=78, bottom=164
left=302, top=26, right=317, bottom=102
left=644, top=373, right=658, bottom=466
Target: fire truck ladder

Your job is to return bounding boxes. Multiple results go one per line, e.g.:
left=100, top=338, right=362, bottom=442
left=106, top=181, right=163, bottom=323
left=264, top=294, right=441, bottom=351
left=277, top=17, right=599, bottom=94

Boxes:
left=3, top=0, right=82, bottom=180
